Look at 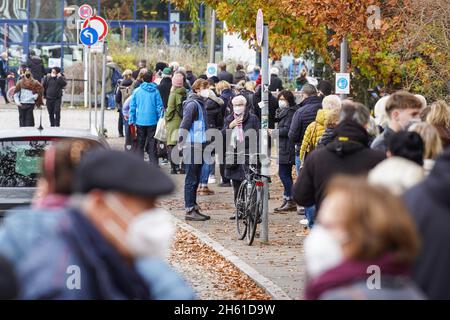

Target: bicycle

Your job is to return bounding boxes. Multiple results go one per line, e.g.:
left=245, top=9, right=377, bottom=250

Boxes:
left=231, top=153, right=270, bottom=246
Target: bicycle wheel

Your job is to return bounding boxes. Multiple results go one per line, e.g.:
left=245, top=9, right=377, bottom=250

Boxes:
left=245, top=183, right=259, bottom=246
left=235, top=180, right=248, bottom=240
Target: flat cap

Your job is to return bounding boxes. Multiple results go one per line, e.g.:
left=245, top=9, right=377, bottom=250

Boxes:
left=74, top=150, right=175, bottom=197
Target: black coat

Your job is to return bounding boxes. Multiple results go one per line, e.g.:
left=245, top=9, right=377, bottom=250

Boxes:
left=26, top=56, right=45, bottom=82
left=403, top=148, right=450, bottom=299
left=158, top=77, right=172, bottom=110
left=205, top=98, right=223, bottom=130
left=253, top=85, right=278, bottom=129
left=233, top=70, right=247, bottom=84
left=288, top=95, right=323, bottom=146
left=293, top=121, right=385, bottom=210
left=218, top=70, right=234, bottom=84
left=220, top=89, right=234, bottom=118
left=186, top=71, right=197, bottom=86
left=43, top=75, right=67, bottom=99
left=269, top=75, right=283, bottom=92
left=274, top=106, right=297, bottom=165
left=222, top=111, right=260, bottom=181
left=317, top=128, right=336, bottom=148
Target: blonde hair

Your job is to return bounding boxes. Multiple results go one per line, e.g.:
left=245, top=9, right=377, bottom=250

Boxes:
left=245, top=81, right=256, bottom=92
left=322, top=95, right=342, bottom=110
left=326, top=176, right=420, bottom=264
left=216, top=80, right=231, bottom=94
left=427, top=100, right=450, bottom=128
left=409, top=122, right=443, bottom=160
left=325, top=108, right=340, bottom=129
left=122, top=69, right=133, bottom=78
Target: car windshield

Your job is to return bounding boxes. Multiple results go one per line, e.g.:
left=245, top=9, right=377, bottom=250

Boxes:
left=0, top=138, right=55, bottom=188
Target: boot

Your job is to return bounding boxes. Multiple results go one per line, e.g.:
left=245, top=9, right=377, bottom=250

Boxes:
left=274, top=199, right=288, bottom=212
left=196, top=208, right=210, bottom=220
left=198, top=186, right=215, bottom=196
left=278, top=200, right=297, bottom=212
left=170, top=162, right=178, bottom=175
left=185, top=209, right=208, bottom=221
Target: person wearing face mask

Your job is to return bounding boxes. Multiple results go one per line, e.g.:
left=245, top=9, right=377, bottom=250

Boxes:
left=271, top=91, right=297, bottom=212
left=13, top=68, right=44, bottom=127
left=42, top=67, right=67, bottom=127
left=223, top=95, right=260, bottom=220
left=178, top=79, right=212, bottom=221
left=303, top=176, right=424, bottom=300
left=16, top=149, right=195, bottom=300
left=371, top=91, right=422, bottom=153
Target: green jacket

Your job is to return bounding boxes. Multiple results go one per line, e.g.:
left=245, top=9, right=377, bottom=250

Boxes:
left=165, top=87, right=187, bottom=146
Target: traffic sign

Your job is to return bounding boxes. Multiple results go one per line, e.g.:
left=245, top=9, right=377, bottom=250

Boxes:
left=83, top=15, right=108, bottom=41
left=256, top=9, right=264, bottom=47
left=206, top=63, right=218, bottom=78
left=78, top=4, right=93, bottom=19
left=335, top=73, right=350, bottom=94
left=80, top=27, right=99, bottom=47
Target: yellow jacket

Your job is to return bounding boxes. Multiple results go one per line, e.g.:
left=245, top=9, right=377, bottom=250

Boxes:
left=300, top=109, right=330, bottom=161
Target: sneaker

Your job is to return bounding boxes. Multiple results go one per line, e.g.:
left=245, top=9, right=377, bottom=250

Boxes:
left=185, top=210, right=208, bottom=221
left=218, top=182, right=231, bottom=187
left=196, top=210, right=211, bottom=220
left=208, top=175, right=216, bottom=184
left=198, top=186, right=215, bottom=196
left=278, top=200, right=297, bottom=212
left=300, top=218, right=309, bottom=226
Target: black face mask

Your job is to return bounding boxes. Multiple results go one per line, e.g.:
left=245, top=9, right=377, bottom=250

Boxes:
left=26, top=74, right=31, bottom=79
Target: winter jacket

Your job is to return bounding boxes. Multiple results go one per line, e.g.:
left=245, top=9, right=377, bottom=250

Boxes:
left=165, top=87, right=187, bottom=146
left=26, top=55, right=45, bottom=82
left=300, top=109, right=330, bottom=161
left=253, top=85, right=278, bottom=129
left=269, top=74, right=283, bottom=92
left=205, top=97, right=224, bottom=130
left=179, top=94, right=208, bottom=146
left=220, top=88, right=234, bottom=118
left=129, top=82, right=163, bottom=126
left=17, top=209, right=195, bottom=300
left=43, top=75, right=67, bottom=100
left=288, top=95, right=323, bottom=146
left=370, top=126, right=396, bottom=152
left=403, top=148, right=450, bottom=299
left=273, top=105, right=297, bottom=165
left=223, top=111, right=260, bottom=181
left=233, top=70, right=247, bottom=84
left=293, top=121, right=386, bottom=210
left=0, top=58, right=7, bottom=79
left=305, top=254, right=424, bottom=300
left=157, top=77, right=172, bottom=111
left=105, top=62, right=121, bottom=93
left=218, top=70, right=234, bottom=84
left=317, top=128, right=336, bottom=148
left=186, top=71, right=196, bottom=86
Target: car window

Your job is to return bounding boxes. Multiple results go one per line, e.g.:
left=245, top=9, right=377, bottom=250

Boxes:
left=0, top=139, right=54, bottom=188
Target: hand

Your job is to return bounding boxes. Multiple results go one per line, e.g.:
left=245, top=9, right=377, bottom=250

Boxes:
left=57, top=73, right=62, bottom=78
left=229, top=117, right=243, bottom=129
left=268, top=129, right=273, bottom=136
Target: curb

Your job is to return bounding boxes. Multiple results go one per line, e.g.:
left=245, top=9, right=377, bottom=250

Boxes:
left=174, top=218, right=292, bottom=300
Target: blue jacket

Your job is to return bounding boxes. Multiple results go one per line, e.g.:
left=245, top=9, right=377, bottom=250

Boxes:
left=17, top=209, right=195, bottom=300
left=129, top=82, right=163, bottom=126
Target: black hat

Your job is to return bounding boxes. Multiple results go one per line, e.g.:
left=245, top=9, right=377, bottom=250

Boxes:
left=317, top=80, right=332, bottom=96
left=74, top=150, right=175, bottom=197
left=388, top=131, right=424, bottom=166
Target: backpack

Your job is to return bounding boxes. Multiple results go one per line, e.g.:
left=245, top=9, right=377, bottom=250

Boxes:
left=111, top=68, right=121, bottom=91
left=119, top=86, right=132, bottom=105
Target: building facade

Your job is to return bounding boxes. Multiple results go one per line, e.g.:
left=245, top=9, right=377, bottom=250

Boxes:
left=0, top=0, right=210, bottom=70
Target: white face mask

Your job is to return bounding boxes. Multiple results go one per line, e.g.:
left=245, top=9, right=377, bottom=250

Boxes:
left=278, top=100, right=288, bottom=108
left=200, top=89, right=209, bottom=98
left=103, top=194, right=175, bottom=259
left=233, top=106, right=245, bottom=115
left=304, top=225, right=344, bottom=278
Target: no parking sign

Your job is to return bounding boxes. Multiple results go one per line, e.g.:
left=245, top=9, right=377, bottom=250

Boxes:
left=335, top=73, right=350, bottom=94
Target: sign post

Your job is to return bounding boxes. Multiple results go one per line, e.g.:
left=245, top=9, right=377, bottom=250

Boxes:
left=339, top=37, right=349, bottom=99
left=257, top=9, right=270, bottom=244
left=335, top=73, right=350, bottom=96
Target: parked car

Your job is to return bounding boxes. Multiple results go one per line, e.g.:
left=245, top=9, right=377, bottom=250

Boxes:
left=0, top=128, right=108, bottom=215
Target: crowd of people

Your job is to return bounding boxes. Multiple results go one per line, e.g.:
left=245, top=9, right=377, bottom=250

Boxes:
left=1, top=55, right=450, bottom=300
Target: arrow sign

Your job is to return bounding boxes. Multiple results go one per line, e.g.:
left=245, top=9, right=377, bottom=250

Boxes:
left=80, top=27, right=99, bottom=46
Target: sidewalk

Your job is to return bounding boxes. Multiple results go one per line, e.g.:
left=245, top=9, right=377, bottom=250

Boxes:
left=160, top=166, right=308, bottom=300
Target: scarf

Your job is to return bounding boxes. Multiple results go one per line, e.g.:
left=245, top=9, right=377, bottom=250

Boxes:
left=304, top=253, right=410, bottom=300
left=230, top=113, right=244, bottom=149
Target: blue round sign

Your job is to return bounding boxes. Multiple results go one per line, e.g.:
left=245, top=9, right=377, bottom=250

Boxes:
left=207, top=66, right=216, bottom=74
left=80, top=27, right=99, bottom=46
left=337, top=77, right=348, bottom=90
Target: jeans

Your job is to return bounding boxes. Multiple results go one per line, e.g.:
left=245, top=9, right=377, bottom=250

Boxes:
left=200, top=163, right=210, bottom=185
left=278, top=164, right=293, bottom=200
left=295, top=154, right=301, bottom=177
left=305, top=206, right=316, bottom=228
left=18, top=104, right=35, bottom=127
left=46, top=98, right=61, bottom=127
left=106, top=92, right=115, bottom=109
left=185, top=162, right=203, bottom=211
left=136, top=125, right=157, bottom=165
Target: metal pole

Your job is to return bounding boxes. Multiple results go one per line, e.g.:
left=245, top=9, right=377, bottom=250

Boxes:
left=260, top=24, right=270, bottom=243
left=94, top=52, right=98, bottom=130
left=144, top=25, right=148, bottom=51
left=340, top=37, right=348, bottom=99
left=69, top=77, right=75, bottom=109
left=84, top=47, right=88, bottom=108
left=87, top=47, right=92, bottom=130
left=100, top=41, right=107, bottom=136
left=208, top=9, right=216, bottom=63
